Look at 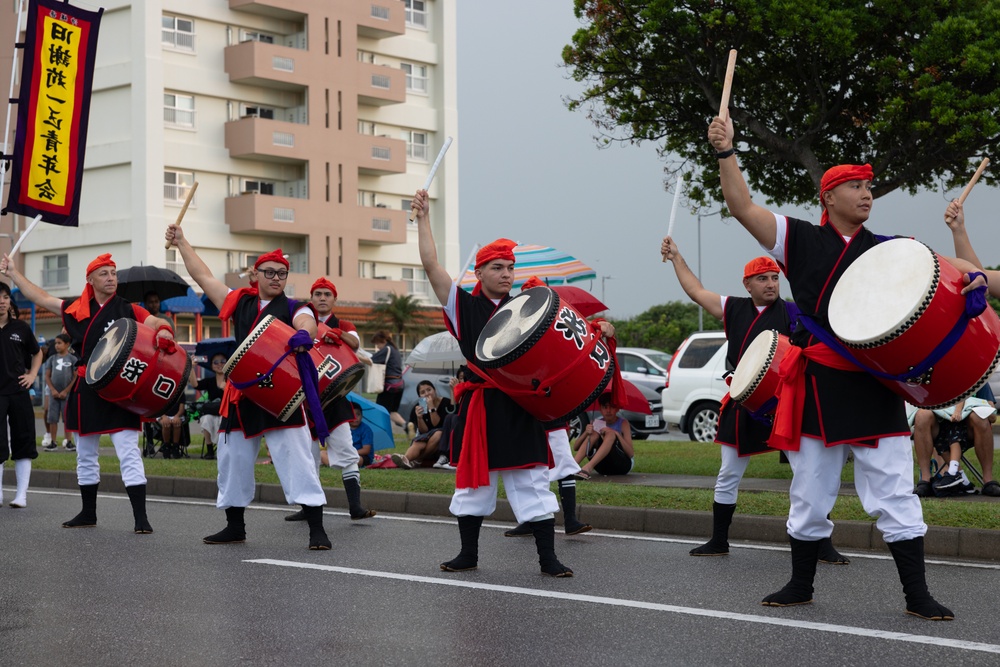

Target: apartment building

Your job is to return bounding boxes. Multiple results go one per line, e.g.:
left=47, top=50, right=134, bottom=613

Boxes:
left=0, top=0, right=459, bottom=340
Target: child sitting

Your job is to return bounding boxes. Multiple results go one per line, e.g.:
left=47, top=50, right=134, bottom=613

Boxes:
left=573, top=393, right=634, bottom=479
left=930, top=397, right=995, bottom=496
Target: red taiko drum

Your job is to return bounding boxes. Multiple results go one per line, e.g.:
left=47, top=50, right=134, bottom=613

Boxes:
left=828, top=238, right=1000, bottom=408
left=223, top=315, right=306, bottom=421
left=729, top=329, right=791, bottom=414
left=312, top=323, right=366, bottom=406
left=86, top=318, right=192, bottom=418
left=474, top=286, right=614, bottom=426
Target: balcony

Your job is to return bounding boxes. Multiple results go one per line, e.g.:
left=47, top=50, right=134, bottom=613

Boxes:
left=228, top=0, right=306, bottom=21
left=357, top=1, right=405, bottom=39
left=358, top=134, right=406, bottom=175
left=358, top=206, right=406, bottom=245
left=225, top=40, right=308, bottom=91
left=357, top=62, right=406, bottom=107
left=225, top=116, right=309, bottom=164
left=225, top=192, right=309, bottom=236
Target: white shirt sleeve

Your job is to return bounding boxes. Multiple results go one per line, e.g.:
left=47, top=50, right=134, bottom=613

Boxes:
left=720, top=295, right=728, bottom=312
left=293, top=305, right=314, bottom=322
left=762, top=212, right=787, bottom=264
left=444, top=283, right=458, bottom=331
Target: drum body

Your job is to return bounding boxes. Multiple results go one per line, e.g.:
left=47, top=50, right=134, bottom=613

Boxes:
left=828, top=238, right=1000, bottom=408
left=86, top=318, right=192, bottom=418
left=313, top=323, right=366, bottom=406
left=474, top=286, right=614, bottom=425
left=223, top=315, right=305, bottom=421
left=730, top=330, right=790, bottom=414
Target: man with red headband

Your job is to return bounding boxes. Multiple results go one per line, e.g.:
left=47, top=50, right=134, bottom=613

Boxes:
left=413, top=188, right=612, bottom=577
left=705, top=115, right=985, bottom=620
left=662, top=237, right=848, bottom=564
left=283, top=277, right=375, bottom=523
left=165, top=224, right=332, bottom=550
left=0, top=253, right=174, bottom=534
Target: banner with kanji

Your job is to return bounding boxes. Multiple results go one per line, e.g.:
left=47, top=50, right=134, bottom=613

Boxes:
left=2, top=0, right=103, bottom=226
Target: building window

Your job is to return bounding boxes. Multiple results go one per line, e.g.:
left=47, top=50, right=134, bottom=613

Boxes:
left=243, top=105, right=276, bottom=119
left=406, top=131, right=428, bottom=161
left=162, top=15, right=195, bottom=51
left=164, top=92, right=195, bottom=127
left=401, top=62, right=428, bottom=94
left=405, top=0, right=427, bottom=29
left=165, top=248, right=190, bottom=280
left=164, top=170, right=195, bottom=203
left=402, top=267, right=429, bottom=296
left=242, top=179, right=275, bottom=195
left=358, top=260, right=376, bottom=279
left=241, top=30, right=275, bottom=44
left=41, top=254, right=68, bottom=288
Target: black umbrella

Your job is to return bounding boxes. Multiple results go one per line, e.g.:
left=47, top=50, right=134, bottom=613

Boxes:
left=116, top=265, right=191, bottom=302
left=194, top=337, right=238, bottom=371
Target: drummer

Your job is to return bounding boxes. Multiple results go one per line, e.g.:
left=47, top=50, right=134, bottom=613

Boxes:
left=706, top=114, right=984, bottom=620
left=0, top=253, right=172, bottom=534
left=414, top=189, right=615, bottom=577
left=283, top=277, right=375, bottom=523
left=662, top=239, right=848, bottom=564
left=165, top=225, right=332, bottom=551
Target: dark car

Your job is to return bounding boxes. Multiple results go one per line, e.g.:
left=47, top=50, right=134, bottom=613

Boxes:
left=571, top=383, right=668, bottom=441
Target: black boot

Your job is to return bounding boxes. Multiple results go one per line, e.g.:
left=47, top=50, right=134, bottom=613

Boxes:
left=559, top=477, right=592, bottom=535
left=343, top=472, right=376, bottom=520
left=761, top=536, right=819, bottom=606
left=203, top=507, right=247, bottom=544
left=126, top=484, right=153, bottom=534
left=203, top=443, right=216, bottom=460
left=531, top=518, right=573, bottom=577
left=817, top=536, right=850, bottom=565
left=504, top=522, right=533, bottom=537
left=284, top=506, right=307, bottom=522
left=690, top=502, right=736, bottom=556
left=887, top=537, right=954, bottom=620
left=440, top=515, right=482, bottom=572
left=304, top=505, right=331, bottom=550
left=62, top=483, right=99, bottom=528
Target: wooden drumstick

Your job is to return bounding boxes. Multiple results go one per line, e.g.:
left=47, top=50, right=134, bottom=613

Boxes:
left=957, top=157, right=989, bottom=206
left=718, top=49, right=738, bottom=120
left=662, top=173, right=684, bottom=262
left=165, top=181, right=199, bottom=249
left=1, top=214, right=42, bottom=274
left=409, top=137, right=453, bottom=222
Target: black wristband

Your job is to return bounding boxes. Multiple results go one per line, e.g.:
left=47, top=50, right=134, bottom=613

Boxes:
left=715, top=147, right=736, bottom=159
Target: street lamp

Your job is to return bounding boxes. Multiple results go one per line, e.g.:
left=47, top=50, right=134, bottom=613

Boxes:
left=695, top=209, right=722, bottom=331
left=601, top=275, right=613, bottom=307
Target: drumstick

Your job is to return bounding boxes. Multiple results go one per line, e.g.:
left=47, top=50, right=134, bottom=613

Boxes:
left=409, top=136, right=453, bottom=222
left=957, top=157, right=989, bottom=206
left=662, top=173, right=684, bottom=262
left=1, top=214, right=41, bottom=275
left=718, top=49, right=737, bottom=120
left=165, top=181, right=199, bottom=249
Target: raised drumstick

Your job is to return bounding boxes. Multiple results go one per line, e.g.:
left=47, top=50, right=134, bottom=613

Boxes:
left=0, top=214, right=41, bottom=275
left=662, top=173, right=684, bottom=262
left=409, top=137, right=454, bottom=222
left=165, top=181, right=199, bottom=249
left=957, top=157, right=989, bottom=206
left=718, top=49, right=738, bottom=120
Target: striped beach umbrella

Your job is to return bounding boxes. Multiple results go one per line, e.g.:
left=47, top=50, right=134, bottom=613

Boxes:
left=457, top=244, right=596, bottom=291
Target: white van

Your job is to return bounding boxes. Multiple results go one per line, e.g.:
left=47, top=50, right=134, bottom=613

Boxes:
left=660, top=331, right=728, bottom=442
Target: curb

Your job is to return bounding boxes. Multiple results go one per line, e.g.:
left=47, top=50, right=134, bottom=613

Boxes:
left=28, top=471, right=1000, bottom=563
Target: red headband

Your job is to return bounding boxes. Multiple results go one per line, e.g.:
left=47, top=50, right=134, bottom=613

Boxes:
left=66, top=254, right=117, bottom=321
left=86, top=253, right=115, bottom=276
left=743, top=257, right=780, bottom=279
left=254, top=249, right=289, bottom=269
left=311, top=277, right=337, bottom=298
left=521, top=276, right=545, bottom=290
left=475, top=238, right=516, bottom=269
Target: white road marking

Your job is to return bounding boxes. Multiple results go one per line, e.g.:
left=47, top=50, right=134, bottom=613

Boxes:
left=248, top=558, right=1000, bottom=655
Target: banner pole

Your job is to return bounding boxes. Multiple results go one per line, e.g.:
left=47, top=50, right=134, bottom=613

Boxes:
left=0, top=0, right=28, bottom=189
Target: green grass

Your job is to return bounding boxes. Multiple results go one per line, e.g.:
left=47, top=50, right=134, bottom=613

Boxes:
left=20, top=436, right=1000, bottom=531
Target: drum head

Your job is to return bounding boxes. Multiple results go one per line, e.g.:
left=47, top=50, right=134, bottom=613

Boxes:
left=828, top=238, right=936, bottom=346
left=319, top=362, right=367, bottom=405
left=475, top=287, right=558, bottom=368
left=86, top=318, right=138, bottom=390
left=730, top=330, right=777, bottom=401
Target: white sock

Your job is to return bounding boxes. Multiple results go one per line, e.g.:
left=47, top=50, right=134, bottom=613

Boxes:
left=13, top=459, right=30, bottom=505
left=0, top=463, right=4, bottom=504
left=948, top=461, right=960, bottom=476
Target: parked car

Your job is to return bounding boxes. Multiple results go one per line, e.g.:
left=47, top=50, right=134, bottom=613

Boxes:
left=576, top=382, right=668, bottom=441
left=661, top=331, right=728, bottom=442
left=615, top=347, right=672, bottom=394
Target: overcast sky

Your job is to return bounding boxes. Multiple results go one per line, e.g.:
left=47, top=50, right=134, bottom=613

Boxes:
left=454, top=2, right=1000, bottom=319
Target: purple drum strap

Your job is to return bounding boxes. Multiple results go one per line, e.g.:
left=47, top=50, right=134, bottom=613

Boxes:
left=745, top=398, right=777, bottom=424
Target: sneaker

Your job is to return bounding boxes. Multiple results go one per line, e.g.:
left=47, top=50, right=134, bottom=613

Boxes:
left=959, top=481, right=978, bottom=495
left=432, top=455, right=449, bottom=469
left=43, top=441, right=58, bottom=452
left=439, top=462, right=457, bottom=471
left=390, top=453, right=413, bottom=470
left=63, top=440, right=76, bottom=452
left=41, top=434, right=52, bottom=447
left=982, top=481, right=1000, bottom=497
left=932, top=472, right=963, bottom=492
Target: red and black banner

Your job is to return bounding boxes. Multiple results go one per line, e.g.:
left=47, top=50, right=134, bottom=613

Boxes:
left=3, top=0, right=103, bottom=226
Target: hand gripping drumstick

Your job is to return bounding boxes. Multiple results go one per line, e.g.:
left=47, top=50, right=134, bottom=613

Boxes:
left=409, top=136, right=453, bottom=222
left=661, top=173, right=684, bottom=262
left=718, top=49, right=738, bottom=120
left=0, top=214, right=41, bottom=275
left=165, top=181, right=199, bottom=249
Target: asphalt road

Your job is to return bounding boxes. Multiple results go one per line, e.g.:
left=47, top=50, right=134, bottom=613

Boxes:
left=2, top=489, right=998, bottom=666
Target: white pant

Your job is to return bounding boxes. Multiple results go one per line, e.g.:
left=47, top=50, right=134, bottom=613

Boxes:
left=787, top=435, right=926, bottom=543
left=76, top=430, right=146, bottom=487
left=217, top=425, right=327, bottom=509
left=714, top=445, right=751, bottom=504
left=450, top=466, right=559, bottom=524
left=322, top=422, right=360, bottom=472
left=547, top=429, right=581, bottom=481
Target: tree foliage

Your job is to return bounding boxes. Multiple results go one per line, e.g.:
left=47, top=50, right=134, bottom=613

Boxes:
left=371, top=292, right=430, bottom=339
left=563, top=0, right=1000, bottom=209
left=610, top=301, right=722, bottom=352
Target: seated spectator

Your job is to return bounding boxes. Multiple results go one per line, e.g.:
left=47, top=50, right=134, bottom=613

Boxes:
left=390, top=380, right=452, bottom=470
left=912, top=383, right=999, bottom=497
left=157, top=400, right=187, bottom=459
left=188, top=353, right=226, bottom=460
left=432, top=366, right=465, bottom=470
left=323, top=402, right=374, bottom=468
left=573, top=393, right=634, bottom=479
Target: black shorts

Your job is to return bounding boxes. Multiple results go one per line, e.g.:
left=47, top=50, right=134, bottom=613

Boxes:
left=376, top=388, right=403, bottom=413
left=933, top=420, right=970, bottom=457
left=0, top=391, right=37, bottom=462
left=590, top=441, right=633, bottom=476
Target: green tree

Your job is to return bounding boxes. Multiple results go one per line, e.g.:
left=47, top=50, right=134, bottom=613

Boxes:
left=610, top=301, right=722, bottom=353
left=563, top=0, right=1000, bottom=208
left=371, top=292, right=431, bottom=343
